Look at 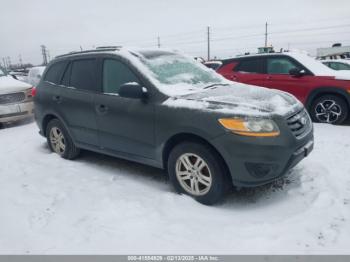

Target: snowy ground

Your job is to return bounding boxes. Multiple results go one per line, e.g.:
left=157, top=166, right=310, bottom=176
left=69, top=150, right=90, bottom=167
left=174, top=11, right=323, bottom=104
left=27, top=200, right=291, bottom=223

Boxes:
left=0, top=120, right=349, bottom=255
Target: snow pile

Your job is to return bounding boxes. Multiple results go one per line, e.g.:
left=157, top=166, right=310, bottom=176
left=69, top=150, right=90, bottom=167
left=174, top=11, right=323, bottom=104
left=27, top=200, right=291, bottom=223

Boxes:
left=0, top=76, right=32, bottom=94
left=0, top=122, right=350, bottom=254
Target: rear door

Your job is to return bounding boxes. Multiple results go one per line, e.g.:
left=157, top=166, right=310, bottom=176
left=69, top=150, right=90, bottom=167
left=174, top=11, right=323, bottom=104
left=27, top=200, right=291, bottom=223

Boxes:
left=231, top=57, right=267, bottom=86
left=94, top=58, right=155, bottom=159
left=57, top=58, right=99, bottom=148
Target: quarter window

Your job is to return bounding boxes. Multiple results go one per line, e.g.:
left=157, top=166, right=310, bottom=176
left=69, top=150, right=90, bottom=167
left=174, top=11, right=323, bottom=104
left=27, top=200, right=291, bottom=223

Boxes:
left=44, top=62, right=67, bottom=84
left=103, top=59, right=140, bottom=94
left=267, top=57, right=301, bottom=74
left=70, top=59, right=97, bottom=91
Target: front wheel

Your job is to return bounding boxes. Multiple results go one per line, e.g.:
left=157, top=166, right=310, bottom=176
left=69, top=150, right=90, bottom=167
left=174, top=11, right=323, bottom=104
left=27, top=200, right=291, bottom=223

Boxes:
left=167, top=142, right=231, bottom=205
left=310, top=95, right=348, bottom=124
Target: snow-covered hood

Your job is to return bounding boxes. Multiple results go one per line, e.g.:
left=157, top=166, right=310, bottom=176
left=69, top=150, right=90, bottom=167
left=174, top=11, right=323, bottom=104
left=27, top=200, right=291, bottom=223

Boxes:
left=0, top=76, right=32, bottom=94
left=163, top=83, right=303, bottom=117
left=286, top=52, right=350, bottom=80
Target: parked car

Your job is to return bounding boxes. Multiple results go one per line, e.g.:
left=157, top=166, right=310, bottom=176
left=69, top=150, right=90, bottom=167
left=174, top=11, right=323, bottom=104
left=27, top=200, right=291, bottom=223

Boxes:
left=0, top=67, right=34, bottom=125
left=204, top=61, right=223, bottom=71
left=27, top=66, right=46, bottom=86
left=215, top=52, right=350, bottom=124
left=34, top=48, right=313, bottom=205
left=322, top=59, right=350, bottom=71
left=8, top=70, right=28, bottom=82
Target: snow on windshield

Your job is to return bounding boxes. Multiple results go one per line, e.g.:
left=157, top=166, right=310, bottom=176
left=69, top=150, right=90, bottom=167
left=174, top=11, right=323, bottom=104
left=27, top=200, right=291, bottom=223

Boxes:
left=119, top=48, right=229, bottom=96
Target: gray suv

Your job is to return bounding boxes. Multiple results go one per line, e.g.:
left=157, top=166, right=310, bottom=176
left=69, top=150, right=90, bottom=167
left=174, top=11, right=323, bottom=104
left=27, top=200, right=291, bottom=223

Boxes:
left=34, top=47, right=314, bottom=205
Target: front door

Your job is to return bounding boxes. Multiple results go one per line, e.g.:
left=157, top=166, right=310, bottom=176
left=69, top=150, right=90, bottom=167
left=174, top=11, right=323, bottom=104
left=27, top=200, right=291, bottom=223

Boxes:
left=264, top=56, right=311, bottom=103
left=94, top=58, right=155, bottom=159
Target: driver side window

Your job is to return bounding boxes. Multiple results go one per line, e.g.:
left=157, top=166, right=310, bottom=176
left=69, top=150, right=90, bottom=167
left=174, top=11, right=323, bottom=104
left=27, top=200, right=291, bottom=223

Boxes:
left=267, top=57, right=301, bottom=75
left=103, top=59, right=140, bottom=94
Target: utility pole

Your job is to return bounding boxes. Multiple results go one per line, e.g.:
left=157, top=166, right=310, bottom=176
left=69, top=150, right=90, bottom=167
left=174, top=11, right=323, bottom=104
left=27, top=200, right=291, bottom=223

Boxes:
left=264, top=22, right=268, bottom=47
left=7, top=57, right=11, bottom=69
left=41, top=45, right=48, bottom=65
left=207, top=26, right=210, bottom=61
left=47, top=50, right=51, bottom=63
left=19, top=54, right=23, bottom=67
left=157, top=36, right=161, bottom=48
left=2, top=58, right=6, bottom=69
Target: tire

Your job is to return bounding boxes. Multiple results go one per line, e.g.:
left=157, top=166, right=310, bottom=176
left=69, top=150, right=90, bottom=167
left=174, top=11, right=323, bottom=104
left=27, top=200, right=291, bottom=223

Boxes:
left=46, top=119, right=80, bottom=159
left=167, top=142, right=231, bottom=205
left=310, top=95, right=348, bottom=124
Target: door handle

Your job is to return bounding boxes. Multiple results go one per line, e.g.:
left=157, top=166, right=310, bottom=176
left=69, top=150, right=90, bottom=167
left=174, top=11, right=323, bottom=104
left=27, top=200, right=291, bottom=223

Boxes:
left=229, top=75, right=237, bottom=81
left=52, top=95, right=62, bottom=103
left=96, top=104, right=108, bottom=114
left=266, top=76, right=272, bottom=80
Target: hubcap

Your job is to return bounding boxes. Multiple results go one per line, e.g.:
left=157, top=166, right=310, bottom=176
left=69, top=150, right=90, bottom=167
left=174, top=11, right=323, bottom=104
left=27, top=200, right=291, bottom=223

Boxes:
left=175, top=153, right=212, bottom=196
left=49, top=127, right=66, bottom=155
left=315, top=100, right=342, bottom=123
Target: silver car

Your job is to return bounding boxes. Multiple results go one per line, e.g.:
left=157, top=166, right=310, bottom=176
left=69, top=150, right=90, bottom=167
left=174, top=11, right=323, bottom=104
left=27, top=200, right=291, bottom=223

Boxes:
left=0, top=67, right=34, bottom=124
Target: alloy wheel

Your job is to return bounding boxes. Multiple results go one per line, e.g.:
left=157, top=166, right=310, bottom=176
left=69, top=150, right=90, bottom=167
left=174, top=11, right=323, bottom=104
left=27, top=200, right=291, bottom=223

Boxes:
left=315, top=99, right=342, bottom=123
left=49, top=127, right=66, bottom=155
left=175, top=153, right=212, bottom=196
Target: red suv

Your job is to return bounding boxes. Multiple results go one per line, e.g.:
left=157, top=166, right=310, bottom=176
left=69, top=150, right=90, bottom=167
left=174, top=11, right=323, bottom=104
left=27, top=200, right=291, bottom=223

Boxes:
left=215, top=52, right=350, bottom=124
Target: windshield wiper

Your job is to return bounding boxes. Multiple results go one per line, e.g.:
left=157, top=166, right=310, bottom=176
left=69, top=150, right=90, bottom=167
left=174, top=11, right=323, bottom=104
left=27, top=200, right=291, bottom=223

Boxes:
left=203, top=83, right=229, bottom=89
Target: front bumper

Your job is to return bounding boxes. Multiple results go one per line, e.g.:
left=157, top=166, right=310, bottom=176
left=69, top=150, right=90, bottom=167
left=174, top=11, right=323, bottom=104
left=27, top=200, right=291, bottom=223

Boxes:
left=0, top=101, right=34, bottom=123
left=210, top=116, right=314, bottom=187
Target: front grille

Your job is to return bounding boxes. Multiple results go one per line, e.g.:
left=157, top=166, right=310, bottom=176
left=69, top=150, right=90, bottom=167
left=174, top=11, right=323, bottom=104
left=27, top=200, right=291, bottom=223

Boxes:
left=0, top=92, right=26, bottom=105
left=287, top=109, right=312, bottom=138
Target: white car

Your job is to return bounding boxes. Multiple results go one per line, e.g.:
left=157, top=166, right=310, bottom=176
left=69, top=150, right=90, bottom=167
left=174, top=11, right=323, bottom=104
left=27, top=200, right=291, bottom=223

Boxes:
left=322, top=59, right=350, bottom=71
left=0, top=67, right=34, bottom=124
left=27, top=66, right=45, bottom=86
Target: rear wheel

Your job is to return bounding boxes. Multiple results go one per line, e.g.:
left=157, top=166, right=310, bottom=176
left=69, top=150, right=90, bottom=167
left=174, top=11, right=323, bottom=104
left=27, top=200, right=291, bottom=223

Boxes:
left=310, top=95, right=348, bottom=124
left=167, top=142, right=231, bottom=205
left=46, top=119, right=80, bottom=159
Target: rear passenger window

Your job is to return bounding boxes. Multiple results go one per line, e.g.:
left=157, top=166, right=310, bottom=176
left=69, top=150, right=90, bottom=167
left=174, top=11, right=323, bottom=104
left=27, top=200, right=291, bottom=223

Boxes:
left=235, top=59, right=265, bottom=74
left=44, top=62, right=67, bottom=84
left=70, top=59, right=97, bottom=91
left=103, top=59, right=140, bottom=94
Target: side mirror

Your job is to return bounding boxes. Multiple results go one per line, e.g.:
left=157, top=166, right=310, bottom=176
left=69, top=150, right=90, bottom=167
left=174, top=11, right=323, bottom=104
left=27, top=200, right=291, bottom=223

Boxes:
left=11, top=74, right=18, bottom=80
left=289, top=68, right=305, bottom=77
left=118, top=82, right=147, bottom=99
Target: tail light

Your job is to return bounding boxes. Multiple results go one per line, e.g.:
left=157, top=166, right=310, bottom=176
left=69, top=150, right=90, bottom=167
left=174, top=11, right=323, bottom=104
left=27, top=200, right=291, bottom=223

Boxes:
left=31, top=87, right=37, bottom=97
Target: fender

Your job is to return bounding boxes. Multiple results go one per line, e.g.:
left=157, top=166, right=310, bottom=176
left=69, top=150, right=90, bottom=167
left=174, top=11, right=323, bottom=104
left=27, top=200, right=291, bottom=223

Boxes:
left=41, top=110, right=76, bottom=144
left=305, top=87, right=350, bottom=110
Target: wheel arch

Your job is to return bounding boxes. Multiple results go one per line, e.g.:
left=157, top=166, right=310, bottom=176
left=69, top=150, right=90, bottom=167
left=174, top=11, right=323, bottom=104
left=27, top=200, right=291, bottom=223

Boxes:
left=305, top=87, right=350, bottom=111
left=161, top=133, right=231, bottom=181
left=41, top=113, right=73, bottom=140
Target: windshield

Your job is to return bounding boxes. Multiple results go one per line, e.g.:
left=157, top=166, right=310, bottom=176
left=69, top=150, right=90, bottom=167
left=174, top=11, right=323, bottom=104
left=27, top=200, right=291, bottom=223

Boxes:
left=137, top=51, right=226, bottom=92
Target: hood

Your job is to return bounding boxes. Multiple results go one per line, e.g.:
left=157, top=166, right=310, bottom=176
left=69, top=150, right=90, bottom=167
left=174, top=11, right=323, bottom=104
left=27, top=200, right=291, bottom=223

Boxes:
left=0, top=76, right=32, bottom=94
left=163, top=83, right=303, bottom=117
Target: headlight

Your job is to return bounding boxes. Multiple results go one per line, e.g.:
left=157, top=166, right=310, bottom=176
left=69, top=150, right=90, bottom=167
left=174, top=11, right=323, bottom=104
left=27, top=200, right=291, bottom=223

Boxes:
left=218, top=118, right=280, bottom=137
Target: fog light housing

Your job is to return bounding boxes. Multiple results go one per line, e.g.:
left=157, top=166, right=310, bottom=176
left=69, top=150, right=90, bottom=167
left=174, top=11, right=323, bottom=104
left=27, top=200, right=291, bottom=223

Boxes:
left=245, top=163, right=279, bottom=178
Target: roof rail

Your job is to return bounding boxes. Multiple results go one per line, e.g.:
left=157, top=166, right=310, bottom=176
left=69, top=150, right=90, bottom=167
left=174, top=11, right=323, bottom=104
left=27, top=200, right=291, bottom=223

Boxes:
left=96, top=45, right=122, bottom=49
left=55, top=47, right=121, bottom=59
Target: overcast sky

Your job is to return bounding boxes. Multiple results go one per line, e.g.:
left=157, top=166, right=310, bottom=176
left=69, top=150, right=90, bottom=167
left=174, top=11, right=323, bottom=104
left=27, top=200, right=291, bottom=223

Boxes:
left=1, top=0, right=350, bottom=66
